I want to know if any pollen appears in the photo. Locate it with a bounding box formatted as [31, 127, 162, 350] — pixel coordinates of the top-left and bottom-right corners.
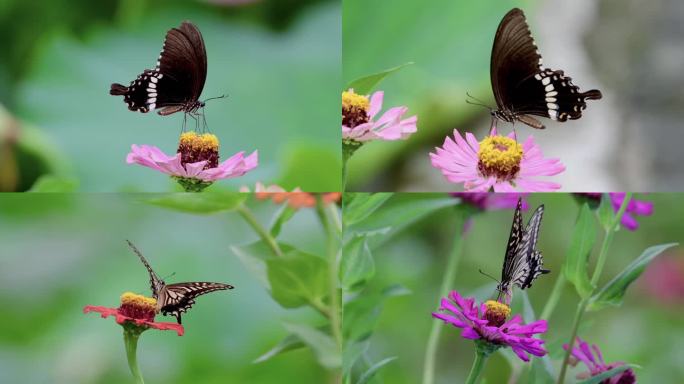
[177, 131, 219, 169]
[477, 135, 523, 181]
[342, 89, 370, 128]
[484, 300, 511, 327]
[119, 292, 157, 321]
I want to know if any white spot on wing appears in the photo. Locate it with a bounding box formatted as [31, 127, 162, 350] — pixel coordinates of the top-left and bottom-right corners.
[545, 84, 554, 92]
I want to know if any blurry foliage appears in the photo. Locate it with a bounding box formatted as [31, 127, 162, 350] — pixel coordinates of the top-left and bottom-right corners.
[0, 193, 335, 383]
[0, 0, 340, 191]
[341, 193, 683, 383]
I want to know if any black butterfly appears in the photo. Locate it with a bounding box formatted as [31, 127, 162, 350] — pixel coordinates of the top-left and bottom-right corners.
[496, 198, 550, 302]
[126, 240, 233, 324]
[110, 21, 207, 116]
[490, 8, 602, 129]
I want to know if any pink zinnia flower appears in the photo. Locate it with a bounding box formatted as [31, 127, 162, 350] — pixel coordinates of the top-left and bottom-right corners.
[127, 131, 258, 192]
[342, 89, 417, 142]
[564, 337, 636, 383]
[84, 292, 184, 336]
[430, 127, 565, 192]
[577, 193, 653, 231]
[432, 290, 547, 362]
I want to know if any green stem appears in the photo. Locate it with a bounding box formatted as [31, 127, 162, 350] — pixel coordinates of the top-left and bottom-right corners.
[590, 193, 632, 286]
[556, 299, 588, 384]
[540, 271, 566, 321]
[557, 193, 632, 383]
[464, 350, 488, 384]
[316, 198, 343, 352]
[422, 214, 467, 384]
[123, 328, 145, 384]
[236, 204, 283, 257]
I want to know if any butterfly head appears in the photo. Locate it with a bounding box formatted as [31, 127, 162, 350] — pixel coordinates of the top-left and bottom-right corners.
[491, 109, 515, 124]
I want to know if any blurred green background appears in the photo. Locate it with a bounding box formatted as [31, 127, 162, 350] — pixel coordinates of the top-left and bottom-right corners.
[0, 193, 333, 383]
[343, 0, 684, 192]
[356, 193, 683, 383]
[0, 0, 340, 192]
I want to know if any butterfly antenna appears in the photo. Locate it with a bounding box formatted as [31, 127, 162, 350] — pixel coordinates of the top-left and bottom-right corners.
[204, 94, 228, 103]
[465, 92, 493, 112]
[478, 269, 500, 284]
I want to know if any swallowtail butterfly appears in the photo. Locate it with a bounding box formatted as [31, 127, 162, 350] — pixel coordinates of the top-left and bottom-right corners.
[126, 240, 233, 324]
[496, 198, 550, 302]
[490, 8, 602, 129]
[110, 21, 207, 116]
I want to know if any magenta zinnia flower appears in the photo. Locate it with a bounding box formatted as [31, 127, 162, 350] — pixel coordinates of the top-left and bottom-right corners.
[452, 192, 528, 211]
[432, 290, 547, 362]
[84, 292, 184, 336]
[342, 89, 417, 142]
[127, 131, 258, 192]
[577, 193, 653, 231]
[430, 127, 565, 192]
[564, 337, 636, 383]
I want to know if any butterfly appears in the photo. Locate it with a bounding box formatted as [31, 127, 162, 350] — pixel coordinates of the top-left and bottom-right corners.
[110, 21, 207, 116]
[490, 8, 602, 129]
[126, 240, 233, 324]
[496, 198, 550, 303]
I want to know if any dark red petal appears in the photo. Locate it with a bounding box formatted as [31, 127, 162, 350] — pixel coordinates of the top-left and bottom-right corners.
[83, 305, 119, 318]
[144, 320, 185, 336]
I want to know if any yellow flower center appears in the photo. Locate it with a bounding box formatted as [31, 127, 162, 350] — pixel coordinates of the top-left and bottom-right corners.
[342, 89, 370, 128]
[119, 292, 158, 320]
[484, 300, 511, 327]
[477, 135, 523, 181]
[177, 131, 220, 169]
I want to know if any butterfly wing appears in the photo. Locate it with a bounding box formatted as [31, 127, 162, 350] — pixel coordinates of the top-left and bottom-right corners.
[491, 8, 602, 128]
[126, 240, 164, 298]
[512, 205, 550, 289]
[110, 21, 207, 115]
[159, 282, 234, 324]
[499, 198, 524, 293]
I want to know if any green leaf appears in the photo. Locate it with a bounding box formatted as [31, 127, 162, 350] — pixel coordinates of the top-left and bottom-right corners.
[563, 204, 597, 299]
[267, 249, 328, 308]
[343, 340, 369, 377]
[345, 62, 413, 94]
[253, 333, 305, 364]
[28, 175, 78, 192]
[269, 203, 297, 237]
[282, 323, 341, 369]
[596, 193, 615, 231]
[340, 235, 375, 290]
[346, 194, 457, 247]
[343, 285, 410, 341]
[589, 243, 678, 310]
[576, 364, 635, 384]
[355, 356, 397, 384]
[526, 358, 555, 384]
[342, 192, 392, 227]
[231, 241, 295, 288]
[144, 192, 247, 214]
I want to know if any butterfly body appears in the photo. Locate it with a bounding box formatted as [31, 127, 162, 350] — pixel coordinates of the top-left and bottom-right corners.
[490, 8, 602, 129]
[496, 198, 550, 303]
[126, 240, 232, 324]
[110, 21, 207, 117]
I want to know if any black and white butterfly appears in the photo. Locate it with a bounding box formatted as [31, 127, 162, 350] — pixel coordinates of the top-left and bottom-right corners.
[490, 8, 602, 129]
[496, 198, 550, 302]
[110, 21, 207, 116]
[126, 240, 233, 324]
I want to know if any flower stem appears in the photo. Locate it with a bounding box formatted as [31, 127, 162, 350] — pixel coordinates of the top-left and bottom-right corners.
[123, 327, 145, 384]
[464, 349, 488, 384]
[557, 193, 632, 384]
[316, 198, 343, 352]
[540, 271, 566, 321]
[422, 213, 467, 384]
[236, 204, 283, 257]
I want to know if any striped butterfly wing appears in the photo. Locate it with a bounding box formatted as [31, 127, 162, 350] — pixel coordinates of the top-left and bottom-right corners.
[511, 204, 550, 290]
[499, 198, 525, 294]
[126, 240, 164, 297]
[159, 282, 234, 324]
